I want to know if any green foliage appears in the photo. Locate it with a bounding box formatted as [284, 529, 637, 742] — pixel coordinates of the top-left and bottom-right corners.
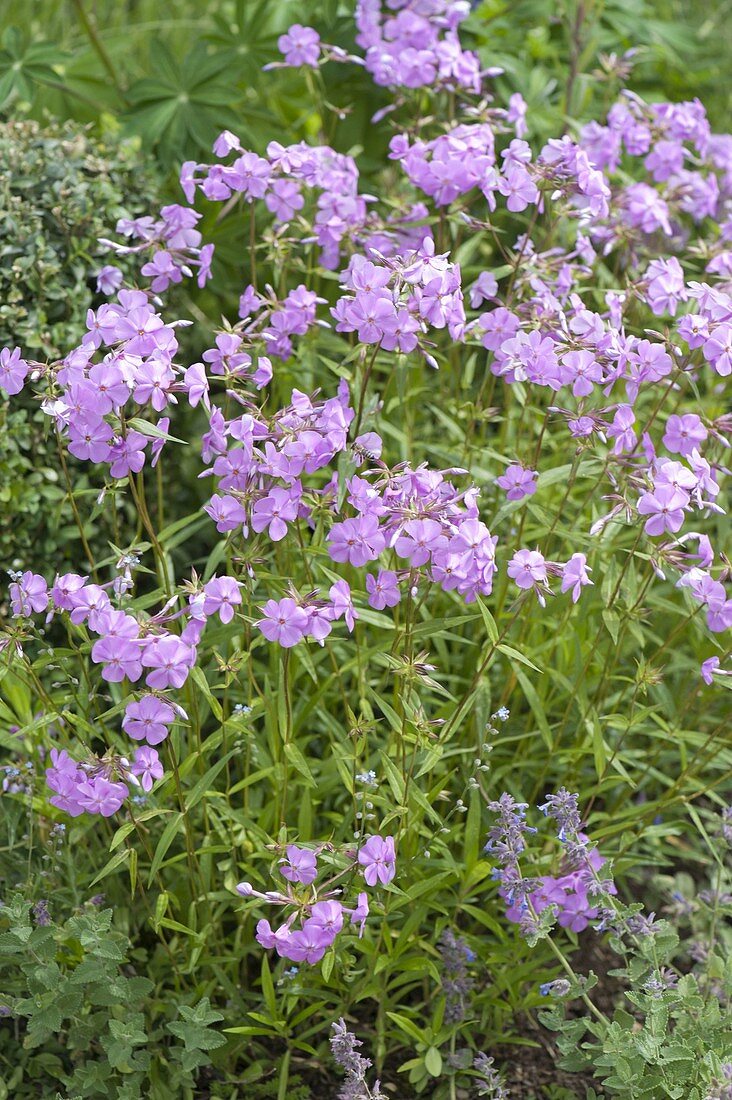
[0, 893, 246, 1098]
[542, 877, 732, 1098]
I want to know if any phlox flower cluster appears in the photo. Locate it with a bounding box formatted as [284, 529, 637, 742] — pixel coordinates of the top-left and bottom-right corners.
[1, 0, 730, 847]
[182, 138, 364, 271]
[355, 0, 483, 92]
[236, 836, 395, 965]
[333, 246, 465, 352]
[46, 745, 162, 817]
[7, 569, 248, 816]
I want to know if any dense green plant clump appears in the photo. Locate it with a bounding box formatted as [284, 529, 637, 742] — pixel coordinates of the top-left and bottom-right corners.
[0, 119, 157, 573]
[0, 3, 731, 1099]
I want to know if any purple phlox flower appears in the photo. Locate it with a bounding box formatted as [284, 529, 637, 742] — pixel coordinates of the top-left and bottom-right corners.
[204, 493, 247, 534]
[496, 464, 537, 502]
[560, 553, 593, 603]
[703, 322, 732, 376]
[9, 572, 49, 617]
[130, 747, 163, 792]
[141, 634, 196, 689]
[257, 597, 309, 648]
[255, 917, 297, 954]
[96, 265, 123, 295]
[203, 332, 250, 377]
[251, 486, 301, 542]
[607, 404, 637, 454]
[68, 584, 112, 626]
[122, 695, 175, 745]
[282, 919, 332, 964]
[68, 416, 114, 463]
[394, 518, 447, 567]
[469, 271, 498, 308]
[213, 130, 242, 157]
[149, 417, 170, 467]
[366, 569, 401, 610]
[328, 515, 386, 567]
[358, 835, 396, 887]
[183, 364, 210, 410]
[108, 430, 148, 479]
[645, 256, 686, 315]
[497, 162, 539, 212]
[507, 548, 549, 603]
[637, 484, 689, 536]
[280, 845, 318, 885]
[305, 602, 335, 645]
[329, 579, 358, 631]
[76, 777, 129, 817]
[309, 900, 344, 939]
[559, 349, 603, 396]
[141, 250, 183, 293]
[0, 347, 30, 395]
[90, 632, 143, 683]
[662, 413, 708, 457]
[507, 91, 528, 137]
[51, 573, 88, 611]
[202, 576, 242, 624]
[278, 24, 321, 67]
[265, 178, 305, 223]
[701, 656, 731, 684]
[347, 892, 369, 936]
[195, 243, 214, 288]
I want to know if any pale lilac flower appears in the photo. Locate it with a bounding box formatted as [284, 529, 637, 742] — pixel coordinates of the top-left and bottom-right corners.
[76, 778, 129, 817]
[496, 465, 537, 502]
[394, 519, 446, 566]
[257, 598, 309, 648]
[284, 919, 331, 964]
[561, 554, 593, 603]
[251, 487, 300, 542]
[329, 580, 358, 631]
[348, 892, 369, 936]
[123, 696, 175, 745]
[90, 635, 143, 683]
[469, 271, 498, 308]
[202, 576, 242, 624]
[309, 900, 344, 938]
[637, 485, 688, 536]
[358, 835, 396, 886]
[142, 635, 195, 689]
[131, 747, 163, 792]
[9, 572, 48, 617]
[0, 348, 29, 395]
[328, 515, 385, 567]
[96, 265, 123, 295]
[662, 414, 708, 457]
[278, 24, 320, 67]
[366, 570, 400, 610]
[507, 549, 548, 590]
[280, 845, 318, 885]
[701, 657, 719, 684]
[205, 494, 247, 533]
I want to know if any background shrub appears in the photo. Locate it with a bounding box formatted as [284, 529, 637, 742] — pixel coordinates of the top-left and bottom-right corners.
[0, 119, 157, 572]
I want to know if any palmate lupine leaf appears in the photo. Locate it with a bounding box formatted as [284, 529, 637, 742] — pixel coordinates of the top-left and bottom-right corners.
[124, 42, 242, 158]
[0, 26, 68, 108]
